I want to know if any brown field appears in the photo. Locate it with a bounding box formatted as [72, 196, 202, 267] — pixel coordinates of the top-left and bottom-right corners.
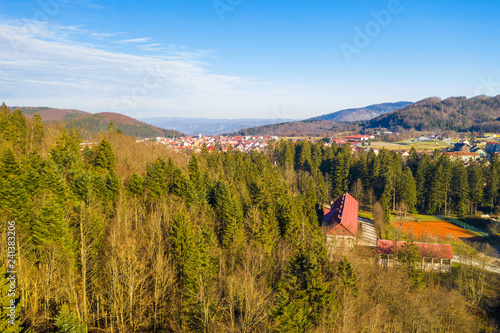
[391, 220, 476, 241]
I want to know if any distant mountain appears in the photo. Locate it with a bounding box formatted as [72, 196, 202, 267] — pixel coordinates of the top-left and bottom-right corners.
[139, 117, 293, 136]
[310, 101, 413, 122]
[366, 95, 500, 132]
[12, 107, 183, 138]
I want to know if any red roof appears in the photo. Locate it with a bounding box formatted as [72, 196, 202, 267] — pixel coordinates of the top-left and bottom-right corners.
[346, 135, 371, 140]
[323, 193, 358, 236]
[377, 239, 453, 259]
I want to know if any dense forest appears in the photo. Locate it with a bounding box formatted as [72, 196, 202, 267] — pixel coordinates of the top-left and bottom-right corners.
[367, 95, 500, 132]
[1, 104, 499, 332]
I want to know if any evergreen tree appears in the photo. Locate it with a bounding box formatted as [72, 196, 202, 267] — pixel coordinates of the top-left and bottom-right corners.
[31, 112, 45, 147]
[468, 162, 484, 215]
[145, 157, 171, 199]
[451, 161, 469, 217]
[331, 151, 349, 199]
[485, 163, 499, 213]
[93, 138, 116, 173]
[272, 245, 335, 332]
[400, 166, 417, 214]
[407, 147, 419, 174]
[54, 304, 87, 333]
[9, 110, 28, 153]
[415, 154, 431, 212]
[126, 173, 145, 197]
[337, 256, 358, 297]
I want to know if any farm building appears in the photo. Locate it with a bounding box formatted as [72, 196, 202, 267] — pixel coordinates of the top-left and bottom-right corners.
[377, 239, 453, 273]
[322, 193, 359, 252]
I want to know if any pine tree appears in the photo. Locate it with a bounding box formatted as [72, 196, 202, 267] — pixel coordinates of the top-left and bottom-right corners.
[126, 173, 145, 197]
[468, 162, 484, 215]
[331, 152, 349, 199]
[451, 161, 469, 217]
[31, 112, 45, 148]
[272, 245, 335, 332]
[8, 110, 28, 153]
[54, 304, 87, 333]
[0, 147, 20, 178]
[400, 167, 417, 214]
[415, 154, 431, 212]
[93, 138, 116, 173]
[337, 256, 358, 297]
[50, 128, 81, 170]
[145, 157, 171, 199]
[485, 163, 499, 213]
[407, 147, 419, 174]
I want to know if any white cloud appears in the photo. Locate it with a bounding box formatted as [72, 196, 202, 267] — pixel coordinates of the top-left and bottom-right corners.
[90, 32, 122, 39]
[115, 37, 150, 43]
[0, 20, 342, 119]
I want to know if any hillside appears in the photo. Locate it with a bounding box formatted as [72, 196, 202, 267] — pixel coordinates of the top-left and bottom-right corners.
[67, 112, 183, 138]
[310, 101, 413, 122]
[11, 106, 183, 137]
[366, 95, 500, 132]
[139, 117, 292, 136]
[12, 106, 90, 121]
[232, 102, 411, 136]
[233, 119, 360, 137]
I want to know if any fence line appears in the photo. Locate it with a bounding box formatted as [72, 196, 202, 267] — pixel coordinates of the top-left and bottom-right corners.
[436, 216, 489, 237]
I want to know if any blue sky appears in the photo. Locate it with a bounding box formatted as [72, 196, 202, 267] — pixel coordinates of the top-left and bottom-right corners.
[0, 0, 499, 119]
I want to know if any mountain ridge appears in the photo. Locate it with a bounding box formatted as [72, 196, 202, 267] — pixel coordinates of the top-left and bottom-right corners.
[310, 101, 413, 122]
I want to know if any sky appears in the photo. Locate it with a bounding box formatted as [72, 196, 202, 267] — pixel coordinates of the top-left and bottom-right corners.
[0, 0, 499, 119]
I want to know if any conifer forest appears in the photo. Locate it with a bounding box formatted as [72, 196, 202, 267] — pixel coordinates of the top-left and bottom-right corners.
[0, 105, 499, 332]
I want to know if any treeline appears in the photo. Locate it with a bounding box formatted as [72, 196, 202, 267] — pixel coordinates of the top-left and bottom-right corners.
[0, 104, 498, 332]
[367, 95, 500, 132]
[275, 140, 500, 219]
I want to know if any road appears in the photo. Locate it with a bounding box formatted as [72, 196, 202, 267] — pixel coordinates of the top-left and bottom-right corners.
[452, 255, 500, 274]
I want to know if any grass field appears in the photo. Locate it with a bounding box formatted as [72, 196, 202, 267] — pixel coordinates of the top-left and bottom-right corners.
[369, 141, 452, 151]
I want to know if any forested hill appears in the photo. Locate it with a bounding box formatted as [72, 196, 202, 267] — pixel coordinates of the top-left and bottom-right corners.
[10, 106, 183, 138]
[233, 119, 360, 137]
[232, 102, 411, 136]
[310, 101, 413, 122]
[366, 95, 500, 132]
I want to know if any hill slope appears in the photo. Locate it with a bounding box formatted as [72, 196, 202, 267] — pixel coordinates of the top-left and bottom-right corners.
[139, 117, 293, 136]
[67, 112, 183, 137]
[366, 95, 500, 132]
[310, 101, 413, 122]
[12, 106, 183, 137]
[231, 102, 411, 136]
[234, 120, 360, 137]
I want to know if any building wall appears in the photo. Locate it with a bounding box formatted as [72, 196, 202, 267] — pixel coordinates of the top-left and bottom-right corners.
[378, 254, 451, 273]
[326, 234, 356, 254]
